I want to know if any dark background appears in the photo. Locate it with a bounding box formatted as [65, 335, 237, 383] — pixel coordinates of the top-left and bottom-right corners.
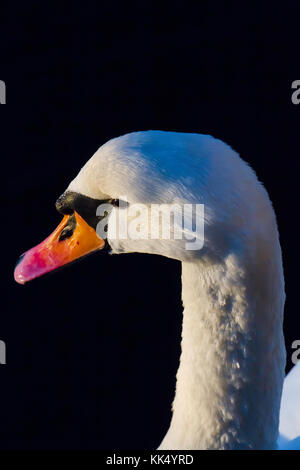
[0, 1, 299, 450]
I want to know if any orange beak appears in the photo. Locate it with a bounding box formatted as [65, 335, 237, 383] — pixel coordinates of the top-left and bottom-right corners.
[14, 211, 106, 284]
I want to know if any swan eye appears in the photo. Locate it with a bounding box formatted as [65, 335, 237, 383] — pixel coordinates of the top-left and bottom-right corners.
[110, 198, 129, 208]
[110, 199, 119, 207]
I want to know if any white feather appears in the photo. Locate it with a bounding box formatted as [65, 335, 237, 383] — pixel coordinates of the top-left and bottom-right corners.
[65, 130, 296, 449]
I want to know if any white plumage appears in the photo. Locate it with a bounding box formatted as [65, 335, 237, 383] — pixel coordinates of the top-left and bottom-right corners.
[64, 130, 299, 449]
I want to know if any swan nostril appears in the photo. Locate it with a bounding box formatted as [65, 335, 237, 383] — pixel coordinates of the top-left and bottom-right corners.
[59, 227, 74, 241]
[58, 213, 77, 241]
[15, 253, 25, 268]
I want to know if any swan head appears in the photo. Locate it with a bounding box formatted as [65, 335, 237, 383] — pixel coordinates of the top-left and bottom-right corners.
[14, 130, 272, 284]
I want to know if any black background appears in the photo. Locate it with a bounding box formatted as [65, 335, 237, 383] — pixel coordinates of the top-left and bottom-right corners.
[0, 1, 299, 450]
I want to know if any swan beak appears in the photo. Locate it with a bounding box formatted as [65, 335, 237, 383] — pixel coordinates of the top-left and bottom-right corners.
[14, 211, 105, 284]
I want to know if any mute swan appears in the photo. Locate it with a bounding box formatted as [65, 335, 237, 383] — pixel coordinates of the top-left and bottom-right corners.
[14, 131, 300, 450]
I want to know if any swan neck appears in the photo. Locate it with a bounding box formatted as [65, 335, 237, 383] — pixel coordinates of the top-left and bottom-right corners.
[159, 256, 285, 450]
